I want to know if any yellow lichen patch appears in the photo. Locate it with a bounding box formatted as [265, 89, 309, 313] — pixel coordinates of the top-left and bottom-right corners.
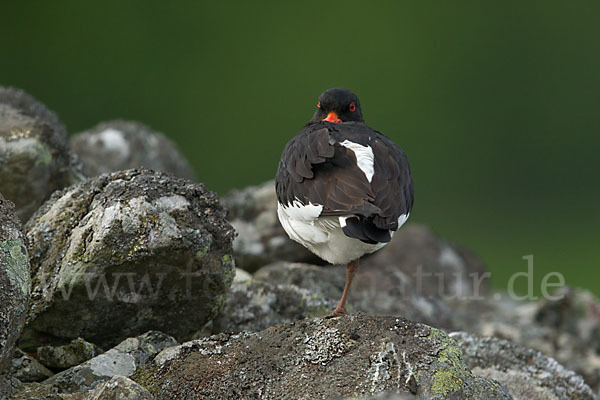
[431, 369, 464, 395]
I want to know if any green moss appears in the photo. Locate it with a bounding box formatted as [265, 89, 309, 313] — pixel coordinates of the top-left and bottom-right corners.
[71, 240, 87, 262]
[195, 245, 210, 260]
[221, 254, 232, 266]
[131, 364, 164, 395]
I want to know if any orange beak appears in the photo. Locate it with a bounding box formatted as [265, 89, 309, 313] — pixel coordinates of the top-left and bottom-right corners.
[322, 112, 342, 123]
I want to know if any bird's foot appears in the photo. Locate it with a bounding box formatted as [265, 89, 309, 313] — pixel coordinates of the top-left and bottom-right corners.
[327, 307, 347, 318]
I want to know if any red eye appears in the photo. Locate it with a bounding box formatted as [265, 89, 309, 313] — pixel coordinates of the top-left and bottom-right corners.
[349, 102, 356, 112]
[317, 101, 321, 108]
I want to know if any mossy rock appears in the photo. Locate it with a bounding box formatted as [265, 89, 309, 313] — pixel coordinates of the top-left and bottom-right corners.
[131, 314, 512, 399]
[22, 169, 234, 350]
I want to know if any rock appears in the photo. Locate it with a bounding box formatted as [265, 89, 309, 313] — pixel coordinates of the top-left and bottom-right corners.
[360, 223, 489, 300]
[132, 314, 511, 399]
[0, 374, 23, 400]
[37, 338, 102, 370]
[232, 268, 252, 284]
[254, 262, 345, 301]
[451, 331, 595, 400]
[253, 246, 489, 332]
[0, 193, 31, 373]
[347, 393, 415, 400]
[40, 331, 176, 394]
[225, 179, 491, 328]
[22, 169, 235, 350]
[10, 381, 88, 400]
[207, 279, 335, 334]
[472, 286, 600, 395]
[222, 180, 321, 272]
[85, 376, 153, 400]
[0, 86, 81, 222]
[70, 120, 196, 181]
[10, 349, 53, 383]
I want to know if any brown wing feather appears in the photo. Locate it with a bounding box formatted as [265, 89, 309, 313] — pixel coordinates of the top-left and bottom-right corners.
[276, 122, 413, 230]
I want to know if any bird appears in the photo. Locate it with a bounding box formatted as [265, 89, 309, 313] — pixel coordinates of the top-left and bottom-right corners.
[275, 88, 414, 316]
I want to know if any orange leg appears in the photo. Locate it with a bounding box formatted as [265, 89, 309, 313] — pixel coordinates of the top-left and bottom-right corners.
[330, 258, 359, 317]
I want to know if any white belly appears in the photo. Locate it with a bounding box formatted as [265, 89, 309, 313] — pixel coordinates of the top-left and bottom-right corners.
[277, 202, 387, 265]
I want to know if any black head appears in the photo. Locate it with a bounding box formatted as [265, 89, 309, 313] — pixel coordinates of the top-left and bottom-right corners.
[309, 88, 364, 124]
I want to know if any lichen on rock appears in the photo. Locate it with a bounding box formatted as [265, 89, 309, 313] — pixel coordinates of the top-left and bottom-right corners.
[70, 120, 196, 181]
[37, 331, 177, 394]
[22, 169, 235, 350]
[0, 193, 31, 373]
[131, 314, 512, 399]
[223, 180, 322, 271]
[0, 86, 82, 222]
[36, 337, 102, 370]
[451, 331, 595, 399]
[204, 279, 334, 335]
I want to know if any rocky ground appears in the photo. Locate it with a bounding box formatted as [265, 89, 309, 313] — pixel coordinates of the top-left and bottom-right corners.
[0, 86, 598, 399]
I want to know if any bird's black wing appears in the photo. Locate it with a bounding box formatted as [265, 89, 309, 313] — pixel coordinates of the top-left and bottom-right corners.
[276, 123, 378, 215]
[276, 122, 413, 244]
[367, 131, 414, 229]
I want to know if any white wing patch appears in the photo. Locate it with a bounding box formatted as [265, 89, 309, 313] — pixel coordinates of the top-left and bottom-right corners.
[277, 201, 328, 245]
[280, 199, 323, 222]
[397, 213, 409, 229]
[340, 140, 375, 182]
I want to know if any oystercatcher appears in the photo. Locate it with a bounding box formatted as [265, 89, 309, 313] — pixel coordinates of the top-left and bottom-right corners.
[276, 88, 414, 316]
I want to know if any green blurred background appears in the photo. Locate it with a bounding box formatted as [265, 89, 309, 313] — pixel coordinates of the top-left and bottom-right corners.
[1, 1, 598, 296]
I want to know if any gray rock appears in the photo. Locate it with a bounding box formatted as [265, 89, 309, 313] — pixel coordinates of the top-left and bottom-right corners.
[0, 86, 81, 222]
[70, 120, 196, 181]
[0, 374, 22, 400]
[85, 376, 153, 400]
[471, 287, 600, 395]
[232, 267, 252, 283]
[360, 223, 489, 300]
[10, 348, 53, 383]
[254, 262, 345, 301]
[37, 338, 102, 370]
[22, 169, 235, 350]
[346, 393, 415, 400]
[223, 180, 321, 272]
[41, 331, 176, 394]
[207, 279, 335, 334]
[451, 331, 594, 400]
[225, 179, 491, 328]
[253, 231, 491, 331]
[132, 314, 511, 399]
[0, 193, 31, 372]
[11, 381, 87, 400]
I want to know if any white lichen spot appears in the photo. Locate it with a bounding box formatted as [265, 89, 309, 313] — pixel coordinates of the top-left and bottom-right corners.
[412, 296, 435, 318]
[402, 351, 415, 386]
[369, 341, 403, 393]
[438, 246, 463, 269]
[302, 327, 347, 365]
[101, 203, 123, 232]
[154, 338, 224, 366]
[95, 128, 130, 160]
[154, 195, 190, 211]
